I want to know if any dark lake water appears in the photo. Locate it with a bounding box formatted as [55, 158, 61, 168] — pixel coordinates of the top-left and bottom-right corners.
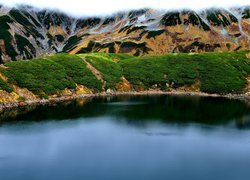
[0, 95, 250, 180]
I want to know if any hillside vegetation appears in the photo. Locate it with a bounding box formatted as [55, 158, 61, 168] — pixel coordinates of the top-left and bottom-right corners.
[0, 54, 102, 97]
[0, 51, 249, 98]
[121, 51, 250, 93]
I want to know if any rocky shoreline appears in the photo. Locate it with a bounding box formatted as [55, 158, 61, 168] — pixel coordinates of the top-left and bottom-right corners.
[1, 90, 250, 113]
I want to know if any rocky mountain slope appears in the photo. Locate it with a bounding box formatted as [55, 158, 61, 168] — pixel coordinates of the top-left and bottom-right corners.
[0, 5, 249, 63]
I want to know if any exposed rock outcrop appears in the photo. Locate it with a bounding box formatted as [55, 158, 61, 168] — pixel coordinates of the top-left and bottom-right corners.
[0, 5, 249, 62]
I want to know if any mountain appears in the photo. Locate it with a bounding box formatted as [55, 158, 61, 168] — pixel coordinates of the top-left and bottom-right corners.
[0, 5, 249, 63]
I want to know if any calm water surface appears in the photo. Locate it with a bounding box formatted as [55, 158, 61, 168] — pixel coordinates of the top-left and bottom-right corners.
[0, 95, 250, 180]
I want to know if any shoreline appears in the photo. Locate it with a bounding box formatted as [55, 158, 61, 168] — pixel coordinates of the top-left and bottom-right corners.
[0, 90, 250, 113]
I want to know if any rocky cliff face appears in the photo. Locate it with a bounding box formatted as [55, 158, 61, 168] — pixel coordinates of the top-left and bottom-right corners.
[0, 5, 249, 63]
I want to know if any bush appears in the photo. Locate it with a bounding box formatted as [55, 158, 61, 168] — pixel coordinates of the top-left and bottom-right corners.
[196, 52, 250, 93]
[1, 51, 249, 95]
[48, 53, 102, 91]
[84, 54, 123, 89]
[0, 77, 13, 93]
[120, 51, 250, 93]
[3, 58, 76, 95]
[120, 54, 198, 88]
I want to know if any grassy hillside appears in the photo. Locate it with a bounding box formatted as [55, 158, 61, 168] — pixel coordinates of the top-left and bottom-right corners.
[0, 54, 102, 97]
[0, 51, 249, 98]
[83, 53, 124, 89]
[121, 51, 250, 93]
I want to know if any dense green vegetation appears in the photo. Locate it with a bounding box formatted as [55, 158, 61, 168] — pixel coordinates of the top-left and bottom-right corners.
[1, 54, 102, 97]
[83, 54, 123, 89]
[195, 51, 250, 93]
[0, 78, 13, 93]
[47, 54, 102, 91]
[86, 53, 133, 61]
[0, 51, 249, 96]
[120, 51, 250, 93]
[120, 54, 199, 89]
[2, 58, 75, 96]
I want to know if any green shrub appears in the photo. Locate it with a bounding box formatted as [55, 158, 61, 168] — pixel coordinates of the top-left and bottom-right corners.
[1, 51, 249, 95]
[84, 54, 123, 89]
[120, 54, 199, 88]
[3, 58, 76, 95]
[195, 52, 250, 93]
[2, 53, 103, 96]
[120, 51, 250, 93]
[48, 53, 102, 91]
[0, 77, 13, 93]
[87, 53, 133, 61]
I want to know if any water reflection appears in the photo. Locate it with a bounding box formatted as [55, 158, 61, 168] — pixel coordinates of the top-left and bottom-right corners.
[0, 95, 250, 180]
[1, 95, 250, 129]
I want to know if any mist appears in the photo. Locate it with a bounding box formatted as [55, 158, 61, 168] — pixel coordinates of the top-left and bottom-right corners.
[0, 0, 249, 17]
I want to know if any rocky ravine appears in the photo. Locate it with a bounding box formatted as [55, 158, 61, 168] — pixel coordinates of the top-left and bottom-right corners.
[0, 5, 250, 63]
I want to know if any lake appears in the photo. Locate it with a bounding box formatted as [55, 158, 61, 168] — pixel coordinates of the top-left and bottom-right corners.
[0, 95, 250, 180]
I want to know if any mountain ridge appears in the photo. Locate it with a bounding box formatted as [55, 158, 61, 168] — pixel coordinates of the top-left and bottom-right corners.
[0, 5, 249, 63]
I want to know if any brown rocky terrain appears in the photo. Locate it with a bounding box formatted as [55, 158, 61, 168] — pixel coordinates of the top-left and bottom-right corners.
[0, 5, 249, 63]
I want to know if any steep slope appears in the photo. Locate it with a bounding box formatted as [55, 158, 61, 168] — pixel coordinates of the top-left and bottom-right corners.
[0, 5, 249, 63]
